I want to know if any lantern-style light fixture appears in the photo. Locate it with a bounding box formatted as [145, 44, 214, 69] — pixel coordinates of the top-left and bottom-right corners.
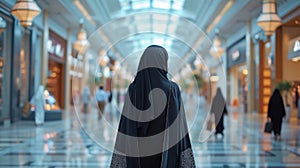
[73, 20, 90, 54]
[210, 29, 224, 59]
[193, 57, 202, 70]
[257, 0, 282, 36]
[11, 0, 41, 28]
[99, 55, 109, 67]
[0, 17, 6, 34]
[210, 36, 224, 59]
[210, 73, 219, 82]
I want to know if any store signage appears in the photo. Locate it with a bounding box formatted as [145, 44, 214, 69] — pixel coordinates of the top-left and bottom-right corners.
[47, 40, 64, 57]
[232, 50, 240, 61]
[288, 37, 300, 61]
[227, 37, 246, 69]
[293, 40, 300, 52]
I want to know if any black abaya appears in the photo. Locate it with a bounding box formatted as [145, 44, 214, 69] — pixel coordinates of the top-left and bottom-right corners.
[210, 88, 227, 135]
[267, 89, 286, 136]
[110, 45, 195, 168]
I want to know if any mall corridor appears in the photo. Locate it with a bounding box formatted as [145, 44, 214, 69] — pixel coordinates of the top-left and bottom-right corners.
[1, 0, 300, 167]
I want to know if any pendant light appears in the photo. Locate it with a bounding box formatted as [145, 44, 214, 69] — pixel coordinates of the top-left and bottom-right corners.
[73, 19, 90, 54]
[257, 0, 282, 36]
[210, 29, 224, 59]
[11, 0, 41, 28]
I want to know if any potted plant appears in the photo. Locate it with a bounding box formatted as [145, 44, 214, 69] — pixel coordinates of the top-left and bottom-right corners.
[277, 81, 293, 121]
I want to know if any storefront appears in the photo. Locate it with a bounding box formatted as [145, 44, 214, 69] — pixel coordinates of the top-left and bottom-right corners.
[0, 6, 13, 124]
[227, 37, 247, 112]
[275, 7, 300, 113]
[46, 30, 66, 110]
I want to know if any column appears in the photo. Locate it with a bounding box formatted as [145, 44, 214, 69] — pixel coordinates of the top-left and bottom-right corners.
[41, 10, 49, 86]
[246, 21, 255, 113]
[64, 28, 72, 112]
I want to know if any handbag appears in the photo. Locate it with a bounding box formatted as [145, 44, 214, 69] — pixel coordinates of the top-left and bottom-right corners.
[264, 121, 273, 133]
[22, 101, 31, 117]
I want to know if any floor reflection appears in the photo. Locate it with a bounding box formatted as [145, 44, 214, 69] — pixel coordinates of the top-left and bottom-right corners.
[0, 95, 300, 167]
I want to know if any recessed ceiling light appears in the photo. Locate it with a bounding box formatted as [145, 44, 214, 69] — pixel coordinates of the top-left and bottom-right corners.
[295, 20, 300, 25]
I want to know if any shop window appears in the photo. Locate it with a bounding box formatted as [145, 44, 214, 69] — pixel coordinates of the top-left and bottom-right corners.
[0, 15, 12, 120]
[19, 31, 30, 108]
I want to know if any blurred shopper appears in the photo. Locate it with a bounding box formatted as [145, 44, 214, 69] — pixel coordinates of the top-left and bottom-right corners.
[82, 86, 91, 114]
[268, 88, 286, 141]
[108, 91, 113, 103]
[31, 85, 45, 126]
[95, 85, 108, 119]
[111, 45, 195, 168]
[211, 88, 227, 137]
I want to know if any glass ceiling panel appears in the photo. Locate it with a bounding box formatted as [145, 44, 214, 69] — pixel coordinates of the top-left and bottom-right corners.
[119, 0, 186, 11]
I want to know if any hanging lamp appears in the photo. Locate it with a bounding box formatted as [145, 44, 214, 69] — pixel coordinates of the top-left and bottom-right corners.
[11, 0, 41, 28]
[257, 0, 282, 36]
[73, 20, 90, 54]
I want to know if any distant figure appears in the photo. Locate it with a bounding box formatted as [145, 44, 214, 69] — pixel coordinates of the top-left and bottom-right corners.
[31, 85, 45, 126]
[295, 87, 299, 108]
[211, 88, 227, 137]
[108, 91, 113, 103]
[82, 86, 91, 113]
[95, 86, 108, 119]
[111, 45, 195, 167]
[268, 88, 286, 141]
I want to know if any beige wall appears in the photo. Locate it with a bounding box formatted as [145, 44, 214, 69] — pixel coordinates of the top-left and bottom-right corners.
[282, 27, 300, 81]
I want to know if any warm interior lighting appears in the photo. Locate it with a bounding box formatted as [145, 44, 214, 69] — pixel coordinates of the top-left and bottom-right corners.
[11, 0, 41, 28]
[257, 0, 282, 36]
[242, 69, 248, 75]
[210, 74, 219, 82]
[291, 57, 300, 62]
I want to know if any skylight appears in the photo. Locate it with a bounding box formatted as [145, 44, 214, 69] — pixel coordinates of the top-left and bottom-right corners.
[119, 0, 185, 11]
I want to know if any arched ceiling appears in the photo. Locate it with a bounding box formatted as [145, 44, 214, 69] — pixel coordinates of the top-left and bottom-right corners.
[17, 0, 296, 69]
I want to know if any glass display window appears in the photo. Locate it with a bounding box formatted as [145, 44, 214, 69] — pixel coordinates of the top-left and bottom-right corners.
[0, 14, 12, 120]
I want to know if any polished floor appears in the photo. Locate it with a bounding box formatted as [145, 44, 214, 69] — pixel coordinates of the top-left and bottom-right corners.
[1, 99, 300, 168]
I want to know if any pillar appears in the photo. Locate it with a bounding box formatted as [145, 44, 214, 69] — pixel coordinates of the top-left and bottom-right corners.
[246, 21, 255, 113]
[64, 28, 72, 112]
[41, 10, 49, 86]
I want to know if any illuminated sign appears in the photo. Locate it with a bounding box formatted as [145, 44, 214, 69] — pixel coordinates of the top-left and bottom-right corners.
[293, 40, 300, 52]
[288, 37, 300, 62]
[232, 50, 240, 61]
[47, 40, 64, 57]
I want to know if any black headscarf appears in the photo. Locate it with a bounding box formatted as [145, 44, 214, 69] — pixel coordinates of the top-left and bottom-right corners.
[268, 88, 285, 118]
[111, 45, 195, 168]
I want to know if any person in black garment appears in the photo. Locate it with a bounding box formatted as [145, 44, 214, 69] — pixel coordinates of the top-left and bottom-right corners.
[210, 88, 227, 137]
[268, 88, 286, 141]
[110, 45, 195, 168]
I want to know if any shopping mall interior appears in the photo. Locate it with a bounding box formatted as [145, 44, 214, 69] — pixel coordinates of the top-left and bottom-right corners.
[0, 0, 300, 167]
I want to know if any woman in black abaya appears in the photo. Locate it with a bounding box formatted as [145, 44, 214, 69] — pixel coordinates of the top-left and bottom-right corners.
[268, 88, 286, 141]
[210, 88, 227, 136]
[110, 45, 195, 168]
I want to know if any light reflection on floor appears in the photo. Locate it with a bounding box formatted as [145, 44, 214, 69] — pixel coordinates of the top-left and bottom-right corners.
[0, 96, 300, 167]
